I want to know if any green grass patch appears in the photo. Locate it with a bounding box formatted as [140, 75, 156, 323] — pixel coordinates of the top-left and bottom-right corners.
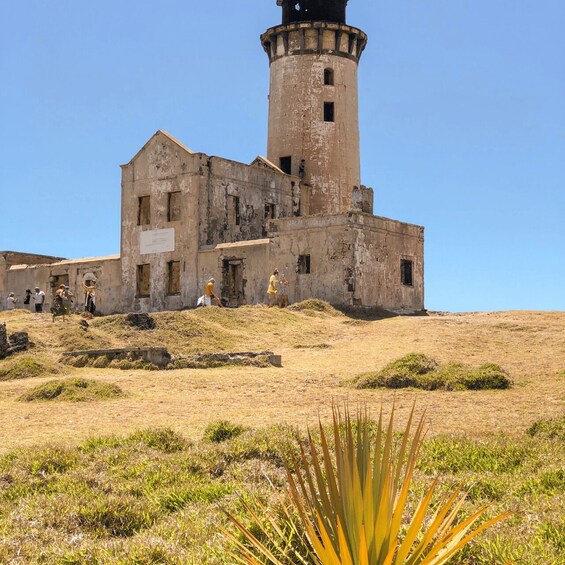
[354, 353, 511, 390]
[526, 416, 565, 441]
[203, 421, 246, 443]
[18, 378, 124, 402]
[0, 356, 59, 381]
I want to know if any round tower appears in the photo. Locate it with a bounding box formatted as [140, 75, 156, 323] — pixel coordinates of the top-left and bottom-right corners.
[261, 0, 367, 215]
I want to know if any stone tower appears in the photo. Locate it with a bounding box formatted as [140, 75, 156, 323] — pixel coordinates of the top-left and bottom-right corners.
[261, 0, 367, 215]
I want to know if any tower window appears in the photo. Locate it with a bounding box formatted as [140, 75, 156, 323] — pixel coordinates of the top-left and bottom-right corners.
[167, 191, 181, 222]
[136, 264, 151, 297]
[228, 195, 240, 226]
[324, 102, 335, 122]
[138, 196, 150, 226]
[297, 254, 311, 274]
[279, 156, 292, 175]
[401, 259, 413, 287]
[324, 68, 334, 85]
[167, 261, 180, 295]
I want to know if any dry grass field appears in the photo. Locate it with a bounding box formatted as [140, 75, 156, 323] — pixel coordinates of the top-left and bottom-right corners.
[1, 305, 564, 452]
[0, 304, 564, 563]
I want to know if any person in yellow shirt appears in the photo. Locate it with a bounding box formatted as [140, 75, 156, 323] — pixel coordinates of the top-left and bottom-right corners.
[267, 269, 279, 307]
[203, 278, 222, 307]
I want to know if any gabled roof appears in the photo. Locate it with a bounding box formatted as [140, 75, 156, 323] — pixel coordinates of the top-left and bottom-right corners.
[123, 130, 193, 166]
[250, 155, 285, 174]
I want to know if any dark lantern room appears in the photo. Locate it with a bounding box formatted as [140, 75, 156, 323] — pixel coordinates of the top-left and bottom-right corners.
[277, 0, 348, 25]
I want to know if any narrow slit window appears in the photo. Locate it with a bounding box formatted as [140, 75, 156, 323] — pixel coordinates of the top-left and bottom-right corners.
[297, 254, 311, 274]
[279, 156, 292, 175]
[167, 191, 181, 222]
[228, 195, 240, 226]
[136, 264, 151, 297]
[138, 196, 151, 226]
[401, 259, 413, 286]
[167, 261, 180, 295]
[324, 68, 334, 85]
[324, 102, 334, 122]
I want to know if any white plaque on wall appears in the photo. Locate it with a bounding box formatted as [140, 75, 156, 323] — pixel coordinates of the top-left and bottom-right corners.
[140, 228, 175, 255]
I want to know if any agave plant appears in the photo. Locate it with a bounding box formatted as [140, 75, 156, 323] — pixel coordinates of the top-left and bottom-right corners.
[224, 405, 509, 564]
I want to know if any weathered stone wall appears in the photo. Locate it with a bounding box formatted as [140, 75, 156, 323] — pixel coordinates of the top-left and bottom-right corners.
[263, 22, 367, 215]
[2, 256, 122, 314]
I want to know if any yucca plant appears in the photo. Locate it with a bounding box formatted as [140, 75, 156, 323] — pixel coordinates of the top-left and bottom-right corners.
[223, 405, 509, 564]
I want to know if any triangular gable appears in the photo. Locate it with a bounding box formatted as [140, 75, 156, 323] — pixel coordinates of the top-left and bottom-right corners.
[250, 155, 285, 174]
[124, 130, 193, 165]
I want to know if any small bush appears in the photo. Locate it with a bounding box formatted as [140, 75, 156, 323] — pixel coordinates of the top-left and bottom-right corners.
[204, 421, 246, 443]
[354, 353, 438, 389]
[526, 416, 565, 441]
[18, 378, 124, 402]
[354, 354, 511, 391]
[0, 356, 59, 381]
[127, 428, 189, 453]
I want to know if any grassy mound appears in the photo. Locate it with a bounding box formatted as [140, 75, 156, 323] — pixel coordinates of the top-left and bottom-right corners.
[288, 299, 341, 315]
[203, 420, 246, 443]
[0, 356, 59, 381]
[18, 378, 124, 402]
[354, 354, 511, 391]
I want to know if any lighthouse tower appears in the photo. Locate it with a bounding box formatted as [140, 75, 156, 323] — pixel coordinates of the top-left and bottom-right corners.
[261, 0, 367, 215]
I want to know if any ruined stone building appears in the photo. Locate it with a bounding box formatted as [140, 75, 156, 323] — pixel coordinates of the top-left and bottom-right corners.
[1, 0, 424, 314]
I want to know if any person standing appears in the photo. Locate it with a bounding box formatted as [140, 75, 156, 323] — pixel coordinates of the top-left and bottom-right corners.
[33, 287, 45, 313]
[6, 293, 18, 310]
[267, 269, 279, 307]
[82, 281, 96, 317]
[23, 289, 32, 307]
[203, 278, 222, 307]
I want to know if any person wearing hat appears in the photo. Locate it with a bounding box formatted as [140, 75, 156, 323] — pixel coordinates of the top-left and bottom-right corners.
[6, 292, 18, 310]
[33, 287, 45, 313]
[52, 284, 67, 320]
[267, 269, 279, 307]
[203, 278, 222, 307]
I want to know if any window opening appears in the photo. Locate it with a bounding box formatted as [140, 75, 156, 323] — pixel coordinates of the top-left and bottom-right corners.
[136, 264, 151, 297]
[279, 156, 292, 175]
[324, 68, 334, 85]
[401, 259, 413, 287]
[167, 261, 180, 295]
[297, 254, 311, 274]
[228, 195, 240, 226]
[324, 102, 335, 122]
[167, 191, 181, 222]
[264, 203, 275, 220]
[138, 196, 151, 226]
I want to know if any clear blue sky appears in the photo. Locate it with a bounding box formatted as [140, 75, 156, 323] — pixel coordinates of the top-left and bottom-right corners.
[1, 1, 563, 312]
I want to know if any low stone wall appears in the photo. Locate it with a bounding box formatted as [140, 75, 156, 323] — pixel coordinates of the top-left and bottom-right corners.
[62, 347, 171, 368]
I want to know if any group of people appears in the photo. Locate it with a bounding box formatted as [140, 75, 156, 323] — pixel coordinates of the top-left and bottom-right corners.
[4, 283, 96, 320]
[198, 269, 290, 308]
[6, 287, 46, 312]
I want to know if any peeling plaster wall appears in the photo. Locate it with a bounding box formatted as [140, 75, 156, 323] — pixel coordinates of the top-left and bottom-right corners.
[120, 132, 201, 312]
[2, 257, 121, 314]
[199, 156, 296, 246]
[263, 23, 367, 215]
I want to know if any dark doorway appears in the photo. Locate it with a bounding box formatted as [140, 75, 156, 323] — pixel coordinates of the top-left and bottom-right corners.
[222, 259, 245, 307]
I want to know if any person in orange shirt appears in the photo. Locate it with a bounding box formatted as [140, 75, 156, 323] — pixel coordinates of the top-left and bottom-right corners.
[203, 278, 222, 307]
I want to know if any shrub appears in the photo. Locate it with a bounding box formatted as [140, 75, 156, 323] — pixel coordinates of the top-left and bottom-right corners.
[203, 421, 246, 443]
[354, 353, 438, 389]
[127, 428, 189, 453]
[526, 416, 565, 441]
[354, 355, 511, 391]
[0, 356, 59, 381]
[224, 406, 509, 564]
[18, 378, 124, 402]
